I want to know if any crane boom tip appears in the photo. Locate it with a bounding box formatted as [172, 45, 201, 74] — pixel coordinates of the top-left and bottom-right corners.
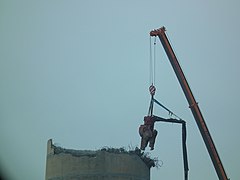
[150, 26, 166, 36]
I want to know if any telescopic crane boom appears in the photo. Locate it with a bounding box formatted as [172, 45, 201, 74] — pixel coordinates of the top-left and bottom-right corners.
[150, 26, 229, 180]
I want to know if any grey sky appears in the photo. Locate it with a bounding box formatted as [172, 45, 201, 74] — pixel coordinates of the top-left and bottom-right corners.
[0, 0, 239, 179]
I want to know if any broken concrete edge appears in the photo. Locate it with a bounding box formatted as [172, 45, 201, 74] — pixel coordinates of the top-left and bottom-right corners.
[46, 139, 158, 169]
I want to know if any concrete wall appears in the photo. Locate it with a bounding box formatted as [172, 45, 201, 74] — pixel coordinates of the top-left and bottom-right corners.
[45, 139, 151, 180]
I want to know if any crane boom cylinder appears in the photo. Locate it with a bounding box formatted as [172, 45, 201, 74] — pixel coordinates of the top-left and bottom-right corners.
[150, 27, 228, 180]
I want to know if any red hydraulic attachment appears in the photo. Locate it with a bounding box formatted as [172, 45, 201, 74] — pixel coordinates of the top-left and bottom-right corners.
[150, 27, 229, 180]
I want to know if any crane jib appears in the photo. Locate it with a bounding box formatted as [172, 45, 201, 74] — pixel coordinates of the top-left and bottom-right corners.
[150, 26, 229, 180]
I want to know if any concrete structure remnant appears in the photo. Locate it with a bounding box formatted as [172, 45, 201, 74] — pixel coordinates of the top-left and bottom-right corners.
[45, 139, 155, 180]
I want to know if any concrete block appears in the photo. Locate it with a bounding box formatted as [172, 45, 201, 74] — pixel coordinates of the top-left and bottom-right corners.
[45, 139, 151, 180]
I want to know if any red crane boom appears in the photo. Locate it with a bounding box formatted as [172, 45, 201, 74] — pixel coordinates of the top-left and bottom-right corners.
[150, 26, 229, 180]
